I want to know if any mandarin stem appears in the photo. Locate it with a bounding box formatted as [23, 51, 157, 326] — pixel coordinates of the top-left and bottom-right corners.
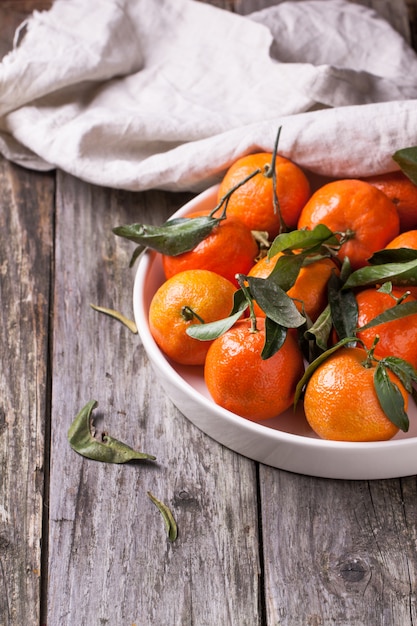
[235, 274, 258, 333]
[181, 306, 205, 324]
[266, 126, 287, 234]
[210, 168, 262, 219]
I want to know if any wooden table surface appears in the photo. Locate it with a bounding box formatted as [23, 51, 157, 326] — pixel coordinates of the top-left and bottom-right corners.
[1, 1, 417, 625]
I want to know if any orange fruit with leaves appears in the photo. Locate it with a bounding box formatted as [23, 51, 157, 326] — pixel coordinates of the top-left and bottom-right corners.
[384, 230, 417, 297]
[363, 171, 417, 232]
[149, 269, 236, 365]
[248, 253, 338, 322]
[162, 210, 258, 287]
[355, 287, 417, 369]
[297, 179, 400, 270]
[303, 346, 408, 441]
[217, 152, 311, 239]
[204, 317, 305, 421]
[386, 230, 417, 251]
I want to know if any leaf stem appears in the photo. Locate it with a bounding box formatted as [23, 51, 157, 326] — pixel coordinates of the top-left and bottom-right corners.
[236, 274, 258, 332]
[264, 126, 287, 233]
[210, 168, 262, 219]
[361, 335, 380, 368]
[181, 306, 205, 324]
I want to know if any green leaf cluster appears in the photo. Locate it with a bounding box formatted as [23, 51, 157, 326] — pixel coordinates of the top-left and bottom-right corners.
[295, 243, 417, 431]
[110, 141, 417, 438]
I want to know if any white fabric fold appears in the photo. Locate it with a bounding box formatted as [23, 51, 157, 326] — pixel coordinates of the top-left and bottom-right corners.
[0, 0, 417, 191]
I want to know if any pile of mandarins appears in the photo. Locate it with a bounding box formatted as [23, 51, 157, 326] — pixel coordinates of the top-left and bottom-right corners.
[121, 149, 417, 443]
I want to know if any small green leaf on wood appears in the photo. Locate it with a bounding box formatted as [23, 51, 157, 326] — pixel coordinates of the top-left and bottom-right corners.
[90, 303, 138, 334]
[147, 491, 178, 542]
[68, 400, 156, 463]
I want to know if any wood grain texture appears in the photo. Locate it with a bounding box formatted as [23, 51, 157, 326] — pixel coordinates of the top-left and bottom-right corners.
[0, 159, 54, 626]
[260, 470, 417, 625]
[47, 173, 261, 625]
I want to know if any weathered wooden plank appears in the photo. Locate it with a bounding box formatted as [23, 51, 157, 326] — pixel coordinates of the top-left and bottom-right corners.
[47, 173, 262, 625]
[260, 469, 417, 625]
[0, 159, 54, 626]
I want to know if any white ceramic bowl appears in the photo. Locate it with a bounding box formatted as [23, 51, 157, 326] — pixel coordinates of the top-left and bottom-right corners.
[133, 185, 417, 480]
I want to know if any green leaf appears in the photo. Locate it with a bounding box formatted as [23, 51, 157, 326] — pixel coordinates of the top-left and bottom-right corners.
[269, 224, 339, 257]
[246, 276, 306, 328]
[377, 282, 393, 294]
[294, 338, 358, 407]
[304, 304, 333, 352]
[392, 147, 417, 185]
[113, 215, 221, 256]
[381, 356, 417, 393]
[327, 272, 358, 341]
[147, 491, 178, 542]
[129, 244, 146, 268]
[230, 287, 249, 316]
[186, 289, 247, 340]
[68, 400, 156, 463]
[268, 253, 305, 292]
[186, 307, 245, 341]
[261, 318, 287, 360]
[374, 364, 409, 432]
[369, 248, 417, 265]
[339, 256, 353, 282]
[343, 258, 417, 290]
[357, 300, 417, 331]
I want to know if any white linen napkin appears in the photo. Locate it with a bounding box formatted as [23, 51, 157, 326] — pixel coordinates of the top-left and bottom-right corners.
[1, 0, 417, 192]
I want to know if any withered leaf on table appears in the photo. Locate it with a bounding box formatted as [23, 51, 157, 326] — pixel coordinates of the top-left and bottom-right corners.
[90, 303, 138, 334]
[68, 400, 156, 464]
[147, 491, 178, 542]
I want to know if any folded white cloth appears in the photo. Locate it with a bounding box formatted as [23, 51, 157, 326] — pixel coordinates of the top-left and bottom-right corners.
[1, 0, 417, 191]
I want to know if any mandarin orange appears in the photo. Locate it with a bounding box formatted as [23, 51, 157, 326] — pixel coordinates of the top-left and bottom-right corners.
[204, 317, 305, 421]
[248, 253, 338, 321]
[363, 171, 417, 232]
[217, 152, 311, 239]
[297, 179, 400, 270]
[385, 230, 417, 297]
[303, 347, 407, 442]
[386, 230, 417, 250]
[161, 210, 258, 287]
[355, 287, 417, 369]
[149, 269, 236, 365]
